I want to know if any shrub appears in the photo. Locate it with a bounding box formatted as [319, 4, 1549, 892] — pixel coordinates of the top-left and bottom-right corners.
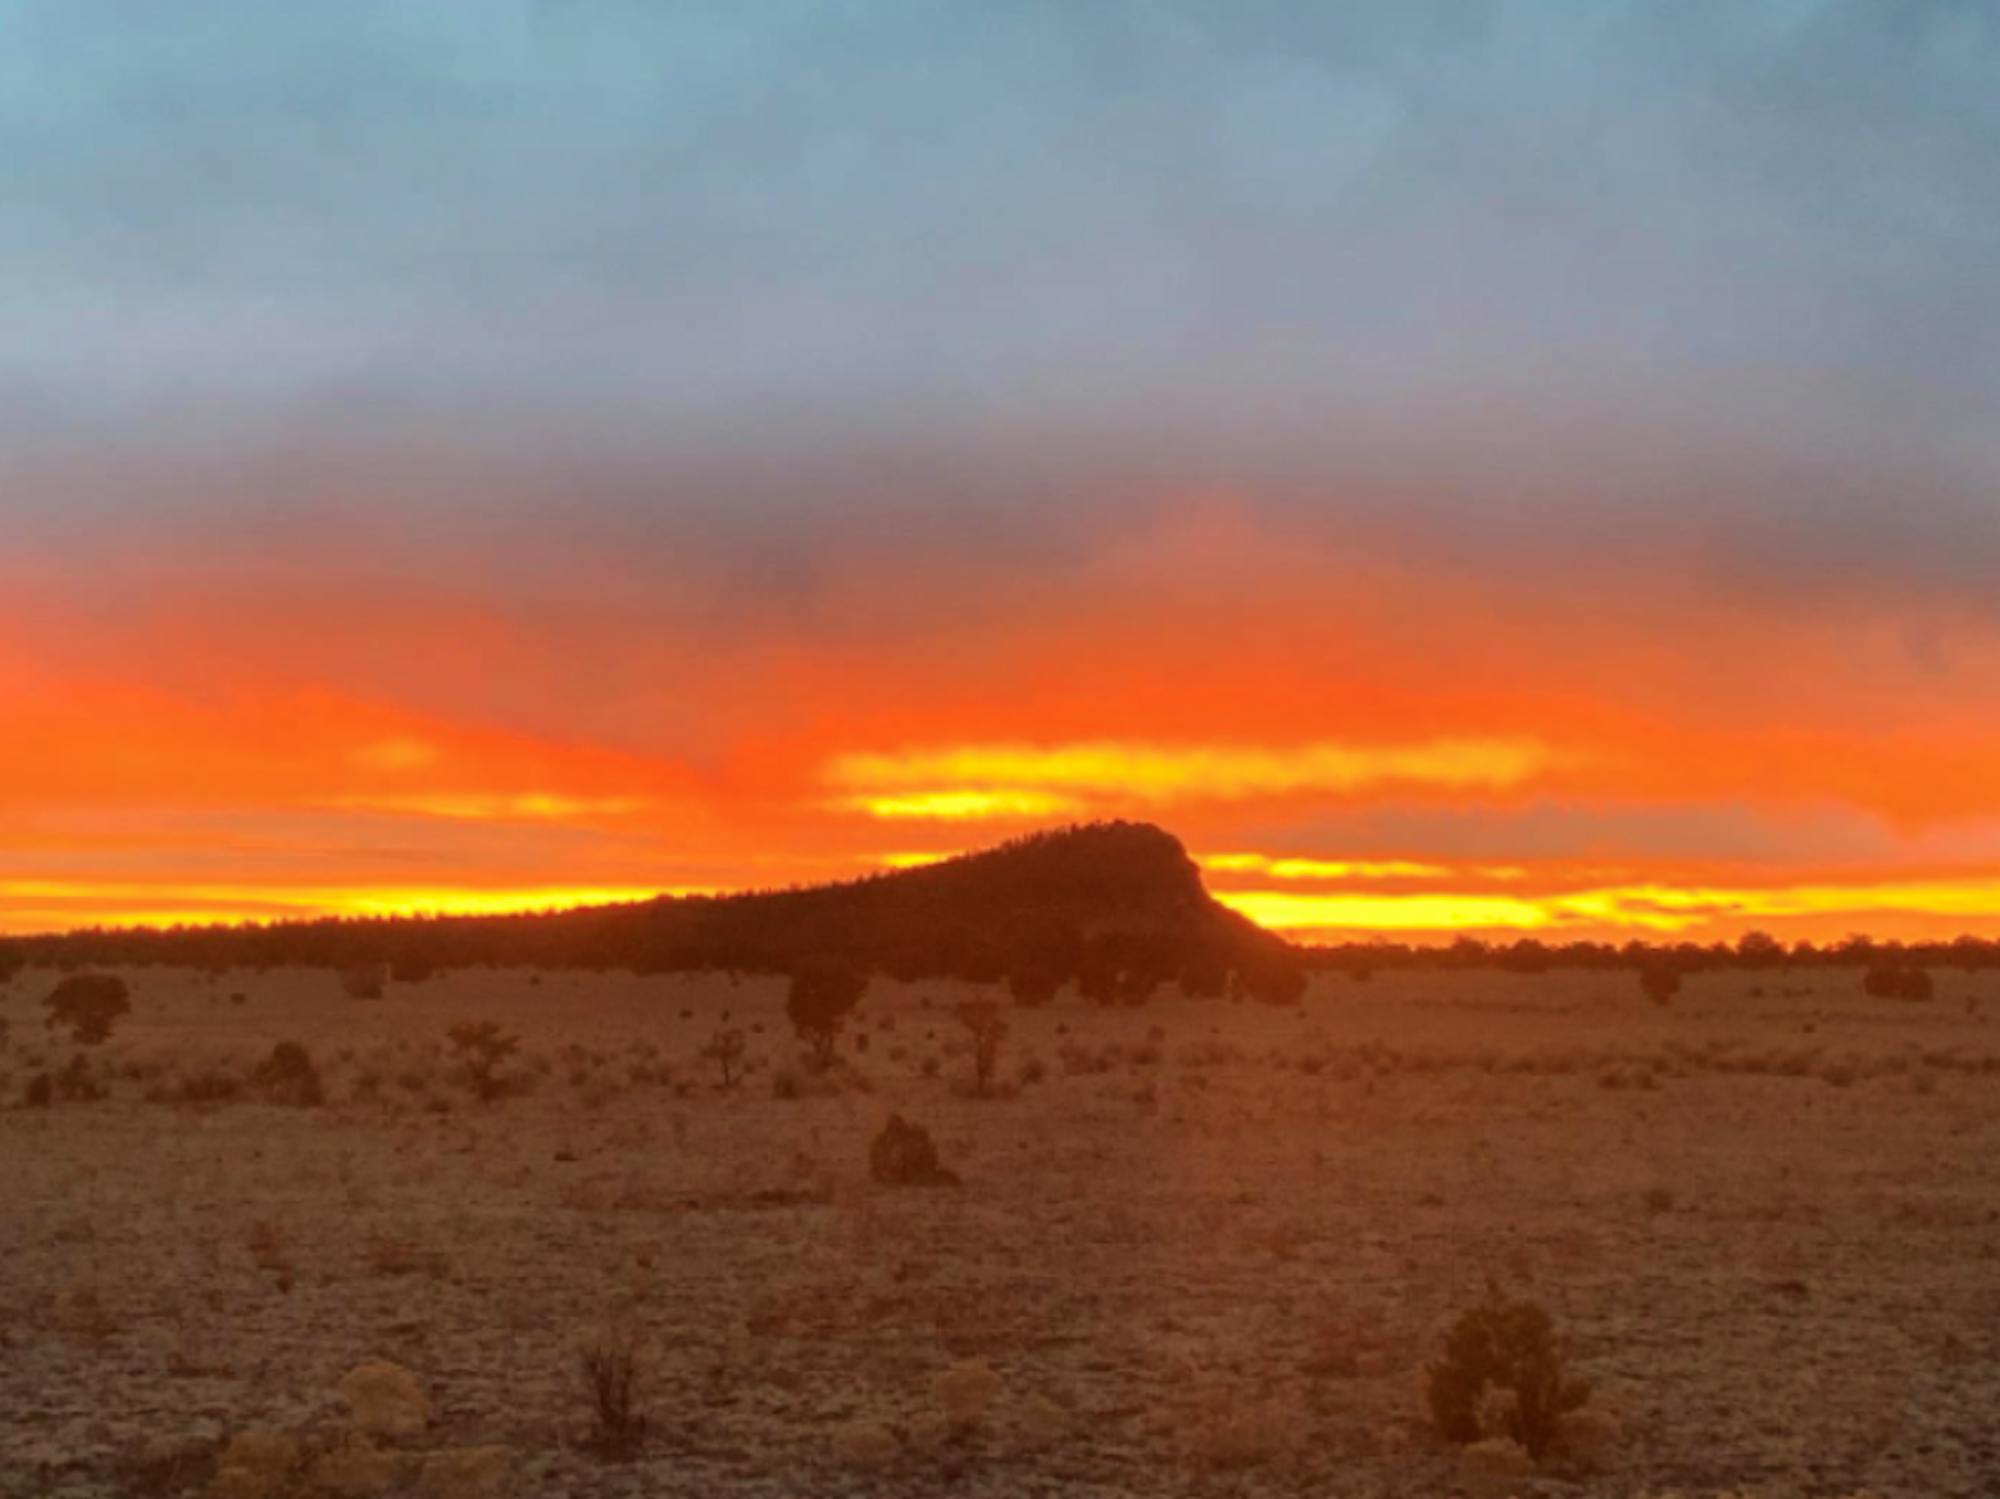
[1007, 958, 1064, 1008]
[389, 951, 438, 984]
[1863, 966, 1934, 1002]
[340, 964, 389, 1001]
[786, 956, 867, 1069]
[1427, 1284, 1590, 1460]
[44, 973, 130, 1045]
[252, 1041, 324, 1106]
[955, 1000, 1008, 1097]
[700, 1027, 746, 1090]
[579, 1333, 646, 1459]
[1234, 952, 1308, 1007]
[1637, 966, 1680, 1006]
[868, 1113, 957, 1186]
[56, 1053, 107, 1102]
[445, 1022, 523, 1101]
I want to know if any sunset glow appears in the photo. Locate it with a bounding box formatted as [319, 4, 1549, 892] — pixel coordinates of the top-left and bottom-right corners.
[6, 5, 1999, 947]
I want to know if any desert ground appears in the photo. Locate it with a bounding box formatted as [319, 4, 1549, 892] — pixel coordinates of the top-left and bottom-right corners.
[2, 963, 1996, 1498]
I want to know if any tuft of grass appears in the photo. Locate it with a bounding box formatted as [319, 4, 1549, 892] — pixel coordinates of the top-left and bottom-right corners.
[579, 1333, 647, 1460]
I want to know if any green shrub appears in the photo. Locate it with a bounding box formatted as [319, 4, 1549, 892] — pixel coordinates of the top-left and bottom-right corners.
[1427, 1284, 1590, 1459]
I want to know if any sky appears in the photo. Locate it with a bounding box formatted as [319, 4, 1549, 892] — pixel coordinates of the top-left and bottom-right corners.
[5, 0, 2000, 943]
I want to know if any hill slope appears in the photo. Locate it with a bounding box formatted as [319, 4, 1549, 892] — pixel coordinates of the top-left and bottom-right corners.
[9, 822, 1294, 992]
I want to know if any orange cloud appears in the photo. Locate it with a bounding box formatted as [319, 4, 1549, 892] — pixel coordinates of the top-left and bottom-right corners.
[825, 737, 1561, 820]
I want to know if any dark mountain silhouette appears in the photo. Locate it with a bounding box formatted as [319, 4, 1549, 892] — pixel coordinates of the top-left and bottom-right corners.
[4, 822, 1298, 998]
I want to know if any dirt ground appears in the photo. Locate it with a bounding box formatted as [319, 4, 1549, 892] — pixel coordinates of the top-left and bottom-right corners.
[3, 963, 1996, 1498]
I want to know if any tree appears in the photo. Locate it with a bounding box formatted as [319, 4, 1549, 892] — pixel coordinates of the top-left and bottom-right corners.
[1638, 966, 1681, 1006]
[44, 973, 130, 1046]
[786, 957, 867, 1070]
[1735, 930, 1783, 967]
[340, 963, 388, 1000]
[955, 1000, 1008, 1097]
[1006, 953, 1065, 1008]
[1235, 949, 1308, 1007]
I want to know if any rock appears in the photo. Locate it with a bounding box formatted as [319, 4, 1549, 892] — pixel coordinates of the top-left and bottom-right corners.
[418, 1445, 512, 1499]
[832, 1420, 900, 1469]
[337, 1361, 431, 1438]
[1458, 1436, 1533, 1496]
[933, 1359, 1001, 1428]
[208, 1429, 300, 1499]
[310, 1437, 401, 1496]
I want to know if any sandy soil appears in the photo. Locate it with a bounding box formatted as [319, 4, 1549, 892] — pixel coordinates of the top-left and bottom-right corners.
[2, 964, 1996, 1498]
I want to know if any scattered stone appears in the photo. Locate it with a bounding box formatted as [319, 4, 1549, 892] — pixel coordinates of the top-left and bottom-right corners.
[1459, 1435, 1533, 1496]
[337, 1360, 431, 1438]
[934, 1358, 1001, 1429]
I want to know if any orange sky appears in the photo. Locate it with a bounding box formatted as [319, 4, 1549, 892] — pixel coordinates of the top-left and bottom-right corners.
[10, 493, 2000, 944]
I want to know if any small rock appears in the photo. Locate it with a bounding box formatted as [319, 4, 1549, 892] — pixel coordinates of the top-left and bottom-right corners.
[1459, 1435, 1533, 1497]
[337, 1361, 431, 1438]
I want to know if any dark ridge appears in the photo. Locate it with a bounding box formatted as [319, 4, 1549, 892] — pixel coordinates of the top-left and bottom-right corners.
[0, 821, 1295, 994]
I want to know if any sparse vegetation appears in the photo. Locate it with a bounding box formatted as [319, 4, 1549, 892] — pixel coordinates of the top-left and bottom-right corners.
[700, 1027, 747, 1090]
[445, 1021, 523, 1101]
[869, 1112, 957, 1186]
[340, 963, 389, 1000]
[579, 1332, 646, 1459]
[1639, 966, 1681, 1006]
[955, 999, 1008, 1096]
[251, 1041, 325, 1106]
[786, 956, 867, 1069]
[43, 973, 130, 1045]
[1863, 966, 1934, 1002]
[1427, 1284, 1591, 1460]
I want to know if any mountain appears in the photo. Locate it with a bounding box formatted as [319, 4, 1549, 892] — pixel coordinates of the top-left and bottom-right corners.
[7, 822, 1297, 996]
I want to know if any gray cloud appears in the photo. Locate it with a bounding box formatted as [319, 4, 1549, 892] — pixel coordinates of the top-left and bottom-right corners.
[3, 1, 1998, 607]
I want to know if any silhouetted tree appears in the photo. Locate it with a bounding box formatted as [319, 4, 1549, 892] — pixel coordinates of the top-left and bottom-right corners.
[786, 957, 867, 1069]
[955, 1000, 1008, 1097]
[44, 973, 130, 1045]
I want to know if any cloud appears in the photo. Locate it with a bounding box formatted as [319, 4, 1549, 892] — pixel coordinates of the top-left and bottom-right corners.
[825, 738, 1562, 819]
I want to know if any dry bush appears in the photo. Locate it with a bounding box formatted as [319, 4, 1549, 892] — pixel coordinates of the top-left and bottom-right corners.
[445, 1021, 523, 1101]
[869, 1113, 958, 1186]
[251, 1041, 324, 1106]
[955, 1000, 1008, 1096]
[340, 963, 389, 1001]
[1863, 966, 1934, 1002]
[1180, 1384, 1299, 1471]
[579, 1332, 647, 1459]
[1637, 966, 1681, 1006]
[1427, 1284, 1590, 1459]
[700, 1027, 746, 1090]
